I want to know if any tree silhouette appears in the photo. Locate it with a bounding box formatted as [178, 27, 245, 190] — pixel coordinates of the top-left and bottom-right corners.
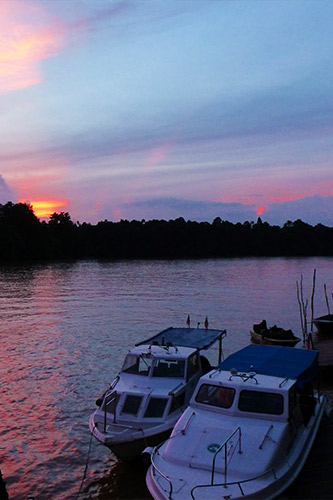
[0, 202, 333, 261]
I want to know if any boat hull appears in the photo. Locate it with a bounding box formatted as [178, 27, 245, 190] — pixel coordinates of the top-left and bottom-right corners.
[89, 413, 173, 461]
[106, 428, 172, 462]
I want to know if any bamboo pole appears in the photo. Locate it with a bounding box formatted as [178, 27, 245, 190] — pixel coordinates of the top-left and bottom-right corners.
[297, 275, 308, 346]
[296, 279, 305, 344]
[324, 284, 331, 314]
[310, 268, 316, 332]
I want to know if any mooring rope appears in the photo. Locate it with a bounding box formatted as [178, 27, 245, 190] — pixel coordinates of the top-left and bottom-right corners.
[77, 432, 93, 498]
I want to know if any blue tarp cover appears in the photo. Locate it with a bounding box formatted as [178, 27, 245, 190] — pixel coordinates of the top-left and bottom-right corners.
[218, 344, 319, 390]
[136, 327, 226, 351]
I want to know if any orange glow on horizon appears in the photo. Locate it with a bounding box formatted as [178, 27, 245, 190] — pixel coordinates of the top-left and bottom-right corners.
[19, 199, 68, 218]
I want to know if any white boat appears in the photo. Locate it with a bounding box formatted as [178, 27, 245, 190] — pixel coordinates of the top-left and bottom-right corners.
[146, 344, 325, 500]
[89, 326, 226, 461]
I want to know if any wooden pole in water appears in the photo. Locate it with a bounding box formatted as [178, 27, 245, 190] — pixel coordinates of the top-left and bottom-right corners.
[310, 268, 316, 332]
[297, 275, 308, 345]
[296, 280, 304, 343]
[324, 284, 331, 314]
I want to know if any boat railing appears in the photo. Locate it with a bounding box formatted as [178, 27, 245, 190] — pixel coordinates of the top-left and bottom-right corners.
[103, 391, 118, 431]
[110, 375, 120, 390]
[211, 426, 242, 486]
[150, 443, 174, 500]
[102, 376, 121, 429]
[101, 417, 148, 436]
[149, 411, 196, 499]
[191, 467, 277, 499]
[180, 411, 195, 435]
[168, 382, 184, 397]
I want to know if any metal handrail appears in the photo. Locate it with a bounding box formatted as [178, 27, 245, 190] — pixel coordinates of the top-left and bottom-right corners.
[150, 443, 173, 500]
[149, 412, 196, 499]
[211, 426, 242, 485]
[259, 424, 274, 450]
[181, 411, 195, 435]
[168, 382, 184, 396]
[191, 467, 277, 499]
[103, 391, 117, 432]
[103, 420, 146, 432]
[110, 375, 120, 389]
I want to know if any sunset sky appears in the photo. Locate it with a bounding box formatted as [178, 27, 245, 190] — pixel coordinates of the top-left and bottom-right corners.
[1, 0, 333, 225]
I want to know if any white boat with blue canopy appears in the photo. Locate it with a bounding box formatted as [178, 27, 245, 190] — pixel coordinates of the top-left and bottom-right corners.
[146, 344, 325, 500]
[89, 326, 226, 461]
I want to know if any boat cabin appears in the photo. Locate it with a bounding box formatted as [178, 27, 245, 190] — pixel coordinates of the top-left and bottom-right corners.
[121, 344, 200, 380]
[191, 344, 319, 427]
[192, 371, 306, 426]
[100, 343, 203, 423]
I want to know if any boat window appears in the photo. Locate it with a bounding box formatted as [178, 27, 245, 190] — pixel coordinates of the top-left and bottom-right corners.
[195, 384, 235, 409]
[144, 397, 168, 418]
[121, 395, 143, 415]
[121, 354, 153, 376]
[186, 353, 200, 380]
[152, 359, 185, 378]
[169, 391, 185, 414]
[238, 390, 283, 415]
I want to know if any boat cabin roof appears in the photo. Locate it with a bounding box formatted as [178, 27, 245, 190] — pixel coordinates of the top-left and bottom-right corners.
[127, 343, 197, 360]
[217, 344, 319, 391]
[136, 326, 226, 351]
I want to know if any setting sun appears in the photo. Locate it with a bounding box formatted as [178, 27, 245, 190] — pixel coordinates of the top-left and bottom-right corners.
[19, 199, 68, 218]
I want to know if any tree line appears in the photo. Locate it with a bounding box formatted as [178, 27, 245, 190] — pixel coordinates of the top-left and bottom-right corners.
[0, 201, 333, 261]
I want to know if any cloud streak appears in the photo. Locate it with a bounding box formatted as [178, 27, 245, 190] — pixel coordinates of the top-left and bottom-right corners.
[118, 195, 333, 228]
[0, 1, 66, 93]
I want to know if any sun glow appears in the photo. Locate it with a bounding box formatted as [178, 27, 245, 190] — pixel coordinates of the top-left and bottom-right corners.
[20, 199, 68, 219]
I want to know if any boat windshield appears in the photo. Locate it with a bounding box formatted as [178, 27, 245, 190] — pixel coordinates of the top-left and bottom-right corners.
[152, 358, 185, 378]
[195, 384, 235, 409]
[121, 354, 153, 376]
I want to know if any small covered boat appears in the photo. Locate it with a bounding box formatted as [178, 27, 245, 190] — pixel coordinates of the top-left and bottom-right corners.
[89, 326, 226, 461]
[251, 319, 300, 347]
[146, 344, 325, 500]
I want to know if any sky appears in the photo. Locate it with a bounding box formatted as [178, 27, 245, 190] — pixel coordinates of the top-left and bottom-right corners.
[1, 0, 333, 226]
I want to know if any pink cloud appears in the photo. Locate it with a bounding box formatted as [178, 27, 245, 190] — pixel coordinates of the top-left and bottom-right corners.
[256, 206, 266, 216]
[0, 1, 66, 93]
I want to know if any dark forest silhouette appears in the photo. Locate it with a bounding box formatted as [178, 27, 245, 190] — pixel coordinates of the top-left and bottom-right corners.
[0, 202, 332, 261]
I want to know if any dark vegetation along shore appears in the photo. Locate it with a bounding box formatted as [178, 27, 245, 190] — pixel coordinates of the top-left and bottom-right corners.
[1, 202, 333, 261]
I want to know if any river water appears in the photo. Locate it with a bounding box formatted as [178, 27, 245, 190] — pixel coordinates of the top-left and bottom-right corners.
[1, 257, 333, 500]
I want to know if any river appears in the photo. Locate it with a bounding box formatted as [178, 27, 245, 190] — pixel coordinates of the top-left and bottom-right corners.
[1, 257, 333, 500]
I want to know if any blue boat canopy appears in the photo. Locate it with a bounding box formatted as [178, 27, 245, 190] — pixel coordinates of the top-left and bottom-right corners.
[136, 326, 226, 351]
[218, 344, 319, 390]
